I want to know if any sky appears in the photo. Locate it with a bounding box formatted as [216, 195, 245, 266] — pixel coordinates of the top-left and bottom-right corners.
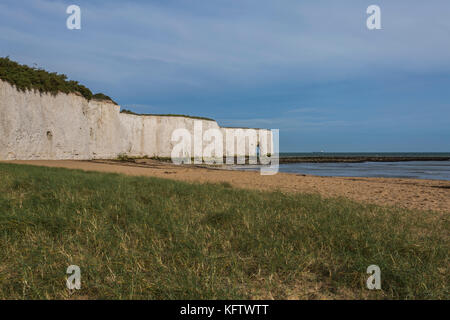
[1, 0, 449, 152]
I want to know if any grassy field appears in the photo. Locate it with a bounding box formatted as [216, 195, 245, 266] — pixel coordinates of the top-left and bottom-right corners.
[0, 163, 447, 299]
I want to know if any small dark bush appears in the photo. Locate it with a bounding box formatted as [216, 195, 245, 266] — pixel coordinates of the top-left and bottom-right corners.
[92, 93, 118, 105]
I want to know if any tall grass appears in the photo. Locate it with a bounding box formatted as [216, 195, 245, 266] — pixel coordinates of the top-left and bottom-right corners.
[0, 163, 447, 299]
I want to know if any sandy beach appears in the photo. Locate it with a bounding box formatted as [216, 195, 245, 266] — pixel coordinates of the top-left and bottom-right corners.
[5, 159, 450, 213]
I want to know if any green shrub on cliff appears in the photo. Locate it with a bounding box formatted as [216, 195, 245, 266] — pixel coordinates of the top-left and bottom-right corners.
[92, 93, 117, 104]
[0, 57, 116, 104]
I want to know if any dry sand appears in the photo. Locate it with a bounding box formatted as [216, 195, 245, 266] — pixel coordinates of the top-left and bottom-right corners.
[5, 159, 450, 213]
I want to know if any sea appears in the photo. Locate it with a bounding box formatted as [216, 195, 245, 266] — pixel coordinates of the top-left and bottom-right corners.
[235, 153, 450, 181]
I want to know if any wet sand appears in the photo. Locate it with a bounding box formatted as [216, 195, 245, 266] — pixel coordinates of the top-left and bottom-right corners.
[5, 159, 450, 213]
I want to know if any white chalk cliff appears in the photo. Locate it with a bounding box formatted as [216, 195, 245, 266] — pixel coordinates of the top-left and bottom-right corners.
[0, 79, 273, 160]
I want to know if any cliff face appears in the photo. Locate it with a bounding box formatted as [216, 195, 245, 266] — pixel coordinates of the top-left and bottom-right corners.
[0, 80, 273, 160]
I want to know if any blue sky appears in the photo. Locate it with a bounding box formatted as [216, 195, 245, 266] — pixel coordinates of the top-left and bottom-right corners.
[1, 0, 449, 152]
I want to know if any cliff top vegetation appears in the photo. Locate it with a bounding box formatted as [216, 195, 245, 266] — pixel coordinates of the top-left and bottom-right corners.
[0, 57, 117, 104]
[120, 109, 215, 121]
